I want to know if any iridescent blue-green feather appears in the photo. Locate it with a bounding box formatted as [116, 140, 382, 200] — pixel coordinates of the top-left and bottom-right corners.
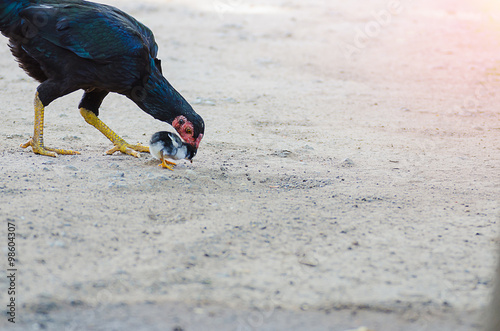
[0, 0, 204, 152]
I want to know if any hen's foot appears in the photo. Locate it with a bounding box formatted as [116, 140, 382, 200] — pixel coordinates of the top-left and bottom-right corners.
[20, 138, 80, 157]
[106, 143, 149, 158]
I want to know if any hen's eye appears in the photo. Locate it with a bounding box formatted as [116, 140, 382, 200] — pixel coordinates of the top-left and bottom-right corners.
[185, 128, 192, 135]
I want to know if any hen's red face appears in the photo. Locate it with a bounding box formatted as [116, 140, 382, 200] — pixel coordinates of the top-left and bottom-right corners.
[172, 115, 203, 149]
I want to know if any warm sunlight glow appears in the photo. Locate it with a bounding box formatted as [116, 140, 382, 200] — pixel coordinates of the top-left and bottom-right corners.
[480, 0, 500, 11]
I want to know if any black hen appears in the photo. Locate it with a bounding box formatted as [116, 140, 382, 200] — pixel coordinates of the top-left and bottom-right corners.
[0, 0, 204, 157]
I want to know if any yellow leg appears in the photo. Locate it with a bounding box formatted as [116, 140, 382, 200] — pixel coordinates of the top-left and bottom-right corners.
[159, 156, 176, 171]
[80, 108, 149, 158]
[20, 93, 80, 157]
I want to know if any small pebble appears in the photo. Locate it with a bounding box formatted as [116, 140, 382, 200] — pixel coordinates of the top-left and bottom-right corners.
[273, 150, 292, 158]
[156, 175, 171, 181]
[49, 241, 66, 248]
[193, 97, 216, 106]
[222, 97, 238, 103]
[339, 158, 355, 168]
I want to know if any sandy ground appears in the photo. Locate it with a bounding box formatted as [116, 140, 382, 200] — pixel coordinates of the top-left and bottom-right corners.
[0, 0, 499, 329]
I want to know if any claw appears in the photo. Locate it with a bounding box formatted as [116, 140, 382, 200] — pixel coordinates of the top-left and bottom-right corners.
[20, 137, 80, 157]
[80, 108, 150, 158]
[131, 144, 149, 153]
[105, 143, 149, 158]
[159, 163, 175, 171]
[106, 145, 138, 158]
[159, 157, 176, 170]
[22, 93, 81, 157]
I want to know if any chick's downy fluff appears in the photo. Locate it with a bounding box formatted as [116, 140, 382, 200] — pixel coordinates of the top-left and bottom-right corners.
[150, 131, 196, 170]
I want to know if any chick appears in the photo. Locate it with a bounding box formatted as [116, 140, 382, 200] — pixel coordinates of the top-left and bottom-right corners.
[149, 131, 197, 170]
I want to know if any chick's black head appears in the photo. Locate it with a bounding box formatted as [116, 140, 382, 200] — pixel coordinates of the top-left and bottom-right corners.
[185, 143, 197, 161]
